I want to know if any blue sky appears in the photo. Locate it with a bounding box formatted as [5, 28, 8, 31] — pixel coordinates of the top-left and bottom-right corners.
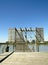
[0, 0, 48, 42]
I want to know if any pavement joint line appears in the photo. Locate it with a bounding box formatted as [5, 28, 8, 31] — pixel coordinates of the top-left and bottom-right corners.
[0, 51, 14, 63]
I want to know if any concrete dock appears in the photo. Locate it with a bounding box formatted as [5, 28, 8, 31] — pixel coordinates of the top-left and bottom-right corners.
[0, 52, 48, 65]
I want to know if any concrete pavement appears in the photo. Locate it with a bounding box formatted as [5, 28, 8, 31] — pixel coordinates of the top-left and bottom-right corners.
[0, 52, 48, 65]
